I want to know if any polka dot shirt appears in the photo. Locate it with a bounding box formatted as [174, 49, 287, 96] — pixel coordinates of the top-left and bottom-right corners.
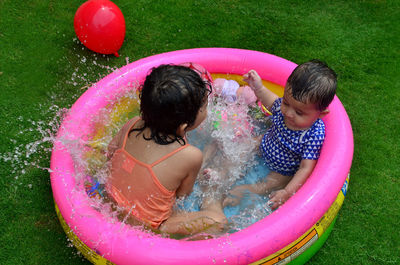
[260, 98, 325, 176]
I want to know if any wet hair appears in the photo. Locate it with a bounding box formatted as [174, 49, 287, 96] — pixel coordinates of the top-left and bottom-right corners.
[130, 64, 212, 145]
[287, 59, 337, 111]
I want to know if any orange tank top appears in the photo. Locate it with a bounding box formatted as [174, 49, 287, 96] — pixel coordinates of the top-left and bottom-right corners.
[107, 118, 189, 228]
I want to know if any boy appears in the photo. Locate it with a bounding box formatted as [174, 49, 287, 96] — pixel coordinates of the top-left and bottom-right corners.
[223, 60, 337, 210]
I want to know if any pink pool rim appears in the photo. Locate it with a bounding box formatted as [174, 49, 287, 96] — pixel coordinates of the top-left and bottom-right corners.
[50, 48, 353, 265]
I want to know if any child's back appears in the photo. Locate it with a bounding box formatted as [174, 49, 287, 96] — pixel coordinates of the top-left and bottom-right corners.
[107, 117, 203, 228]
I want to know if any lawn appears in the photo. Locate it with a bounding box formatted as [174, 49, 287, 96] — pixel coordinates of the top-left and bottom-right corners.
[0, 0, 399, 264]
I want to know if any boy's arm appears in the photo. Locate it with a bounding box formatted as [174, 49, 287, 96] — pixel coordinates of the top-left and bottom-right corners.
[243, 70, 279, 111]
[269, 159, 317, 210]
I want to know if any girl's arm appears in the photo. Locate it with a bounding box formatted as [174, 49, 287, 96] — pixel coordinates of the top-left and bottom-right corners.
[269, 159, 317, 210]
[107, 117, 140, 159]
[243, 70, 279, 111]
[175, 147, 203, 197]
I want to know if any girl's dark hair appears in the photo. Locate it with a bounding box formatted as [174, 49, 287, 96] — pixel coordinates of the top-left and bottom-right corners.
[287, 59, 337, 111]
[130, 64, 212, 145]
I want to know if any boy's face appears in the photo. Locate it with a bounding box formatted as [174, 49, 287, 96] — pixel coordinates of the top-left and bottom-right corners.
[281, 86, 328, 131]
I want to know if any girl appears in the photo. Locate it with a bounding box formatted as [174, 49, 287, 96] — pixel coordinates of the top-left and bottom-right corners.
[106, 64, 227, 235]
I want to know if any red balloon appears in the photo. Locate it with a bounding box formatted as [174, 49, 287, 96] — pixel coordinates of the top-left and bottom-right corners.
[74, 0, 126, 57]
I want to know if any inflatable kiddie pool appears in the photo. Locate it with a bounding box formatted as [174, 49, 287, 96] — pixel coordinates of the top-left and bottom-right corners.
[51, 48, 353, 265]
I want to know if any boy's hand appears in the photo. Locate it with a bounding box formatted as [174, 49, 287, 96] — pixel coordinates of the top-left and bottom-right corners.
[268, 189, 291, 210]
[243, 70, 263, 92]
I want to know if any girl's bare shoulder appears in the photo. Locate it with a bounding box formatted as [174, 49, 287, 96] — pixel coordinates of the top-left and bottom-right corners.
[175, 144, 203, 167]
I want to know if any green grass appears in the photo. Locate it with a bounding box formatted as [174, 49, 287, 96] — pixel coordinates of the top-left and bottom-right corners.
[1, 0, 399, 264]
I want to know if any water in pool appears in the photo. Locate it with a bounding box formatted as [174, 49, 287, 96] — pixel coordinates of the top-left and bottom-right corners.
[181, 95, 273, 233]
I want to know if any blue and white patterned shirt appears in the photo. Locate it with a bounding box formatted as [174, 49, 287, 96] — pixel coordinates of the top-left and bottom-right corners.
[260, 98, 325, 176]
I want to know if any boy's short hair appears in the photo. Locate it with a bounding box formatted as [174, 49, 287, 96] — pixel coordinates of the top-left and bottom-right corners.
[287, 60, 337, 111]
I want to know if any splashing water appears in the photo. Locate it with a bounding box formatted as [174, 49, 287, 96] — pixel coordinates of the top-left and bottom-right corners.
[0, 104, 68, 181]
[0, 47, 131, 215]
[184, 96, 273, 233]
